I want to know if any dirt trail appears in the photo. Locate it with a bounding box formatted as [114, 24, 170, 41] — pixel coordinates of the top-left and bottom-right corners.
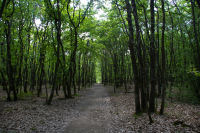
[1, 84, 199, 132]
[64, 84, 113, 133]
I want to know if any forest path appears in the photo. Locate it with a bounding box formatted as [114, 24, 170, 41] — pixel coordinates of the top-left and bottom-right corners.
[63, 84, 113, 133]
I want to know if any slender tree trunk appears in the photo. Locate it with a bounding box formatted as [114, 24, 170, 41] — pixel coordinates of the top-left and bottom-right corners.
[73, 30, 78, 95]
[131, 0, 147, 112]
[68, 28, 78, 96]
[37, 25, 48, 97]
[30, 42, 36, 91]
[160, 0, 166, 115]
[149, 0, 156, 113]
[47, 0, 61, 104]
[0, 71, 10, 101]
[0, 0, 7, 19]
[47, 57, 59, 104]
[37, 53, 45, 97]
[24, 22, 31, 93]
[142, 5, 150, 42]
[0, 35, 9, 99]
[125, 0, 141, 114]
[156, 8, 161, 97]
[17, 21, 24, 93]
[113, 53, 117, 93]
[5, 20, 17, 101]
[78, 52, 81, 91]
[168, 4, 175, 73]
[191, 0, 200, 69]
[60, 31, 68, 98]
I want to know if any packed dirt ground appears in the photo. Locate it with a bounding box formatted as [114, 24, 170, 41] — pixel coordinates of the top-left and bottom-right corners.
[0, 84, 200, 133]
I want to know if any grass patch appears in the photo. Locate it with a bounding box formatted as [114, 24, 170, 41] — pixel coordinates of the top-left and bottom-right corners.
[164, 102, 168, 108]
[17, 91, 33, 100]
[73, 93, 80, 97]
[30, 127, 37, 131]
[133, 112, 143, 119]
[1, 96, 7, 101]
[4, 107, 13, 112]
[41, 93, 47, 98]
[39, 120, 45, 124]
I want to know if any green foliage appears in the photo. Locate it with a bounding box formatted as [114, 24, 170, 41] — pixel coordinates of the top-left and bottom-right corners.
[95, 61, 102, 83]
[0, 0, 199, 107]
[188, 67, 200, 77]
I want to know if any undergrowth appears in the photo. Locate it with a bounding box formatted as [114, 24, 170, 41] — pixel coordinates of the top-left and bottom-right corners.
[167, 86, 200, 104]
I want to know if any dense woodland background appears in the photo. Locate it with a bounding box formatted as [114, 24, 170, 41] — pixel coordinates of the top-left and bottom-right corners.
[0, 0, 200, 117]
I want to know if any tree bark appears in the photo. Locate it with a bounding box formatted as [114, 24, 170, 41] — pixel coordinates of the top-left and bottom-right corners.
[149, 0, 156, 113]
[191, 0, 200, 69]
[78, 52, 81, 91]
[156, 8, 161, 97]
[5, 20, 17, 101]
[131, 0, 147, 112]
[24, 21, 31, 93]
[0, 0, 7, 18]
[47, 0, 61, 104]
[17, 18, 24, 93]
[160, 0, 166, 115]
[125, 0, 141, 114]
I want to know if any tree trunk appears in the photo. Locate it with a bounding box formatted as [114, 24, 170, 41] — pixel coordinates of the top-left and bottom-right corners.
[168, 4, 175, 74]
[149, 0, 156, 113]
[125, 0, 141, 114]
[67, 28, 78, 96]
[156, 8, 161, 97]
[113, 53, 117, 93]
[24, 25, 31, 93]
[160, 0, 166, 115]
[78, 52, 81, 91]
[37, 25, 48, 97]
[17, 20, 24, 93]
[5, 20, 17, 101]
[131, 0, 147, 112]
[60, 30, 68, 98]
[30, 42, 36, 91]
[47, 0, 61, 104]
[191, 0, 200, 69]
[0, 0, 7, 19]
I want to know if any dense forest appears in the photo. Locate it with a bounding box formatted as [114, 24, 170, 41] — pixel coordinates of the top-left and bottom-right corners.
[0, 0, 200, 132]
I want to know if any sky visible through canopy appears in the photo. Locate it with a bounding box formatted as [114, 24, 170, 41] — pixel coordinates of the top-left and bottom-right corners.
[80, 0, 111, 20]
[35, 0, 111, 27]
